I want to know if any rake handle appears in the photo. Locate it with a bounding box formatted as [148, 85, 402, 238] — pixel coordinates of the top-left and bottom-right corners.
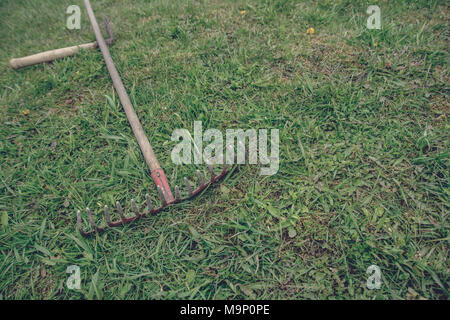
[83, 0, 174, 202]
[10, 42, 97, 70]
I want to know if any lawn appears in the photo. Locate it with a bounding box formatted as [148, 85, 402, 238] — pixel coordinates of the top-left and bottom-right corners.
[0, 0, 448, 299]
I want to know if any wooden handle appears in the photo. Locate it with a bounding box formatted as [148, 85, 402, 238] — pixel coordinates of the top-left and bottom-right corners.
[84, 0, 175, 203]
[9, 42, 97, 70]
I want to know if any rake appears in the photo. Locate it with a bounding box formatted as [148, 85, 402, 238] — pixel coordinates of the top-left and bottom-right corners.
[77, 0, 234, 237]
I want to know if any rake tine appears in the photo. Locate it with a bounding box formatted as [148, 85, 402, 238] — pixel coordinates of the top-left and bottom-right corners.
[86, 208, 97, 230]
[227, 144, 235, 163]
[207, 164, 215, 180]
[76, 210, 84, 233]
[196, 170, 205, 186]
[102, 15, 114, 45]
[157, 186, 167, 206]
[145, 194, 153, 212]
[175, 185, 181, 200]
[116, 201, 126, 221]
[221, 145, 233, 173]
[131, 199, 139, 217]
[75, 0, 238, 237]
[238, 140, 248, 160]
[104, 205, 113, 226]
[184, 177, 193, 195]
[222, 154, 229, 172]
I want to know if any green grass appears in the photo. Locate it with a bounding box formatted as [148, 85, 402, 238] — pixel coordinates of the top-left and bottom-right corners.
[0, 0, 448, 299]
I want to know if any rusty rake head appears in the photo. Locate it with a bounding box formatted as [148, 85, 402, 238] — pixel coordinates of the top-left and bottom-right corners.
[76, 159, 235, 237]
[100, 15, 115, 46]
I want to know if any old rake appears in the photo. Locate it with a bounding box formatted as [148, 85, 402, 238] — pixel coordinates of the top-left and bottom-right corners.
[77, 0, 234, 237]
